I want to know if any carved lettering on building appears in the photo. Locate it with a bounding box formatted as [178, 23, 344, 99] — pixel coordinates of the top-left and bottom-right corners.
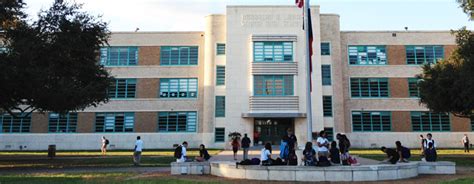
[241, 14, 301, 28]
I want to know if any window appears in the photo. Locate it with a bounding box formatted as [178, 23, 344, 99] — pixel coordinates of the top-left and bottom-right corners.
[321, 65, 332, 86]
[160, 46, 198, 65]
[411, 112, 450, 131]
[471, 117, 474, 131]
[48, 113, 77, 133]
[217, 43, 226, 55]
[100, 47, 138, 66]
[108, 79, 136, 99]
[215, 96, 225, 117]
[348, 46, 387, 65]
[352, 111, 391, 132]
[1, 114, 31, 133]
[216, 66, 225, 86]
[215, 128, 225, 142]
[159, 78, 197, 98]
[254, 41, 293, 62]
[324, 127, 334, 142]
[158, 112, 197, 132]
[254, 75, 294, 96]
[408, 78, 420, 97]
[406, 46, 444, 65]
[95, 112, 135, 132]
[350, 78, 389, 98]
[323, 96, 333, 117]
[321, 42, 331, 55]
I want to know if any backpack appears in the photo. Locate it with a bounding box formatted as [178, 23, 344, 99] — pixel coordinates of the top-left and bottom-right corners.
[174, 146, 183, 159]
[239, 159, 252, 165]
[273, 158, 284, 166]
[317, 156, 331, 167]
[279, 141, 289, 159]
[402, 147, 411, 159]
[105, 139, 109, 145]
[288, 151, 298, 166]
[250, 158, 261, 165]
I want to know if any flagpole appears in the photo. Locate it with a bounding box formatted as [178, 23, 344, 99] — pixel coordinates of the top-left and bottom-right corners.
[304, 0, 313, 142]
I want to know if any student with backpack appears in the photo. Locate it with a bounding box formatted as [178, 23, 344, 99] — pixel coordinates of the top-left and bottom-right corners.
[395, 141, 411, 162]
[241, 134, 251, 160]
[175, 141, 190, 163]
[101, 136, 109, 156]
[424, 142, 437, 162]
[424, 133, 436, 150]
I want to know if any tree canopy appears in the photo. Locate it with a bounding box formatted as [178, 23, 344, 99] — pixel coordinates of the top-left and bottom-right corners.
[0, 0, 113, 117]
[457, 0, 474, 20]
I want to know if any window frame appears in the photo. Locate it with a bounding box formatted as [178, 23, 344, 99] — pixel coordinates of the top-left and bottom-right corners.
[321, 42, 331, 56]
[352, 111, 392, 132]
[216, 66, 225, 86]
[157, 111, 198, 133]
[215, 96, 225, 118]
[253, 41, 294, 63]
[411, 111, 451, 132]
[348, 45, 387, 65]
[159, 78, 198, 99]
[100, 47, 138, 66]
[406, 45, 444, 65]
[215, 127, 225, 142]
[108, 79, 137, 99]
[408, 78, 421, 98]
[94, 112, 135, 133]
[216, 43, 226, 55]
[253, 75, 294, 96]
[321, 65, 332, 86]
[0, 113, 31, 133]
[350, 78, 390, 98]
[48, 112, 78, 133]
[160, 46, 199, 66]
[322, 96, 333, 117]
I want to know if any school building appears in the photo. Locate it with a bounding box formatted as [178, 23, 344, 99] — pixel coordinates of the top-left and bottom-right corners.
[1, 5, 473, 150]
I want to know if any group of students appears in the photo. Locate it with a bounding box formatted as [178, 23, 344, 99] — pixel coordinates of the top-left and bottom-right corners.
[259, 129, 354, 166]
[380, 133, 438, 164]
[174, 141, 212, 163]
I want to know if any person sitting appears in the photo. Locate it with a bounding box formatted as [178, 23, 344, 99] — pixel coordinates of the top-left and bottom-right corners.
[380, 146, 399, 164]
[195, 144, 211, 162]
[302, 142, 316, 166]
[424, 142, 437, 162]
[261, 143, 273, 166]
[395, 141, 410, 163]
[329, 141, 340, 164]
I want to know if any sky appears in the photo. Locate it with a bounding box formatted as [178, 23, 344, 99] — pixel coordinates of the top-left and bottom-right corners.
[24, 0, 473, 32]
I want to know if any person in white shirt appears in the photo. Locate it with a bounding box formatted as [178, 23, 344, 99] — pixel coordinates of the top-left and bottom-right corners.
[423, 133, 436, 150]
[177, 142, 189, 163]
[462, 134, 470, 153]
[133, 136, 144, 166]
[316, 130, 330, 158]
[261, 143, 273, 166]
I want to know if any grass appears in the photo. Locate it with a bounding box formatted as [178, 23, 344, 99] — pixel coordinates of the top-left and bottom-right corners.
[440, 177, 474, 184]
[0, 149, 222, 157]
[350, 148, 472, 156]
[358, 154, 474, 167]
[0, 173, 224, 184]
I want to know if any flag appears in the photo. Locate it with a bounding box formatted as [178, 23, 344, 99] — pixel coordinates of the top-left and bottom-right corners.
[295, 0, 304, 8]
[307, 7, 314, 91]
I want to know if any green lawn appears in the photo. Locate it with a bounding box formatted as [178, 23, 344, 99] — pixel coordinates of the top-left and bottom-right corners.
[0, 149, 222, 157]
[358, 154, 474, 167]
[0, 173, 224, 184]
[440, 177, 474, 184]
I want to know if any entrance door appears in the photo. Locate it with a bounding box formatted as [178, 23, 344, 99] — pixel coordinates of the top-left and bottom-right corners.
[254, 118, 293, 145]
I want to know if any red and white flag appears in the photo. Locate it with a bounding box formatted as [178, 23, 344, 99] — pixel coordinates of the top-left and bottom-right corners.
[295, 0, 304, 8]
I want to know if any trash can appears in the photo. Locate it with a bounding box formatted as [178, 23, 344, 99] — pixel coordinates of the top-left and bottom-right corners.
[48, 145, 56, 158]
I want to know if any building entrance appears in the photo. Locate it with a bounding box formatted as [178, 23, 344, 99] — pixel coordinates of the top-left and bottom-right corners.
[254, 118, 294, 145]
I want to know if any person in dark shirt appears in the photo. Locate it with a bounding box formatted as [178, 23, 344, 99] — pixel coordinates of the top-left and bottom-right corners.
[380, 146, 399, 164]
[241, 134, 251, 160]
[425, 142, 437, 162]
[302, 142, 316, 166]
[286, 129, 298, 152]
[329, 141, 341, 164]
[195, 144, 211, 162]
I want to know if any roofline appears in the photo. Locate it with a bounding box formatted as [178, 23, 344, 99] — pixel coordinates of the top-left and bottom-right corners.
[227, 5, 320, 8]
[111, 31, 204, 34]
[341, 30, 453, 33]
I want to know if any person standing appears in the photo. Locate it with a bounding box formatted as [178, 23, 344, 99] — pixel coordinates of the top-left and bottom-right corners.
[241, 134, 251, 160]
[336, 133, 351, 165]
[133, 136, 143, 166]
[316, 130, 330, 158]
[419, 134, 427, 156]
[462, 134, 470, 153]
[231, 138, 240, 160]
[101, 136, 109, 156]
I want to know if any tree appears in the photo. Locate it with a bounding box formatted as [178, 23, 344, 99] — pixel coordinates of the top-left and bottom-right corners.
[0, 0, 113, 117]
[457, 0, 474, 20]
